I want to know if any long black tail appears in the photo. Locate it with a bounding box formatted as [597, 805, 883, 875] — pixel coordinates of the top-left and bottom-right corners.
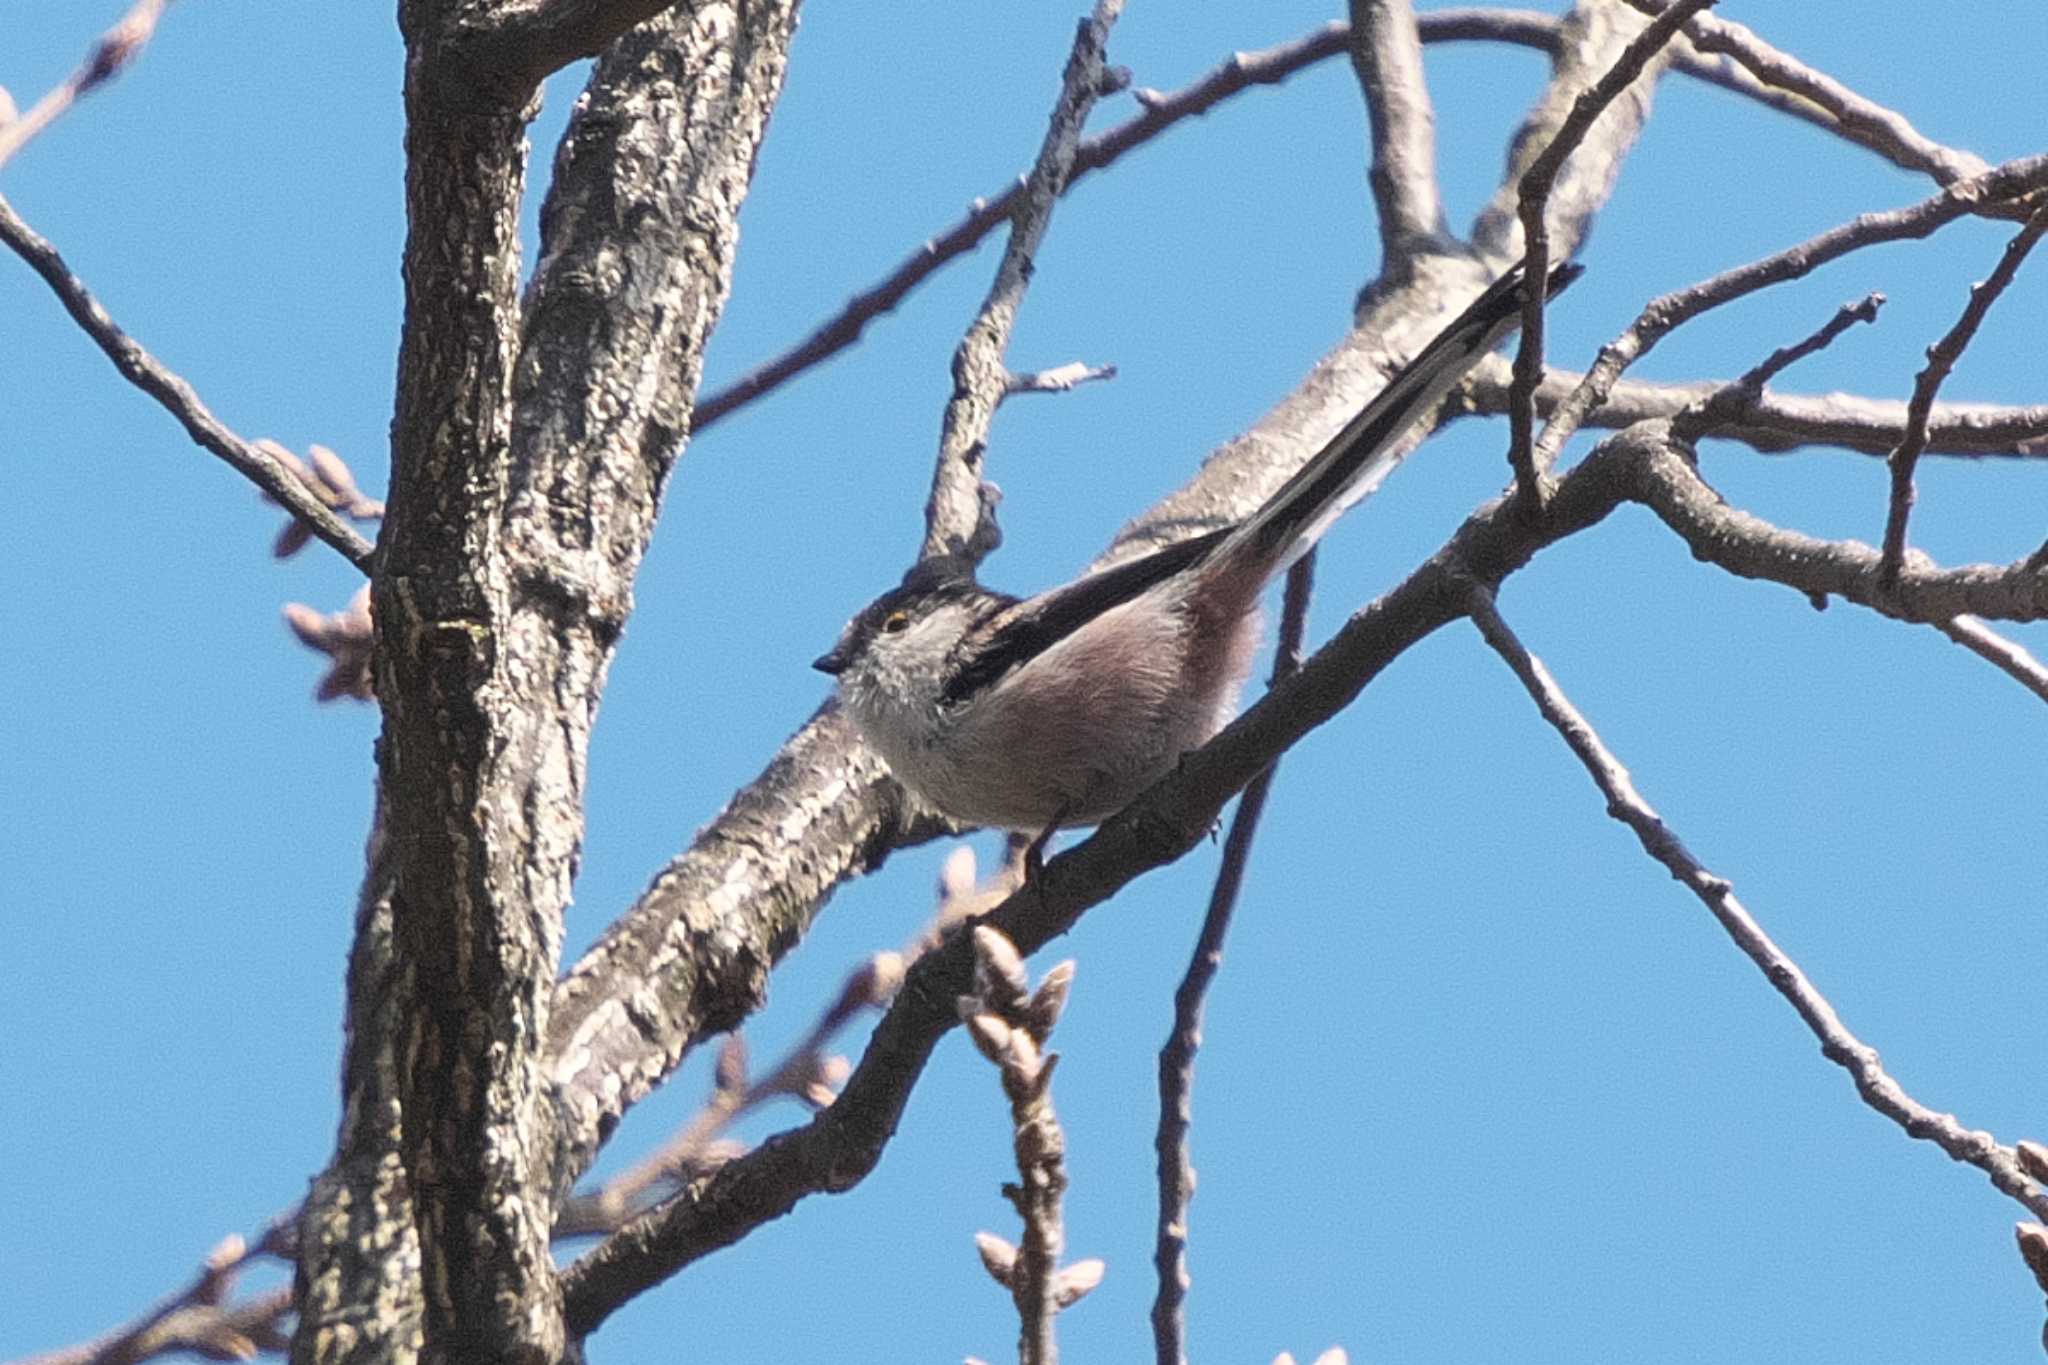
[1218, 258, 1582, 578]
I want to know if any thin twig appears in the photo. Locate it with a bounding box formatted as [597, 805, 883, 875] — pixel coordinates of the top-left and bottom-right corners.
[1723, 293, 1884, 393]
[558, 846, 1011, 1239]
[0, 192, 375, 570]
[1464, 584, 2048, 1226]
[920, 0, 1127, 562]
[692, 11, 1572, 434]
[12, 1233, 292, 1365]
[1632, 0, 1990, 189]
[1529, 150, 2048, 477]
[691, 7, 1988, 437]
[1508, 0, 1715, 507]
[1672, 292, 1884, 442]
[1349, 0, 1445, 262]
[1878, 198, 2048, 587]
[0, 0, 167, 170]
[1933, 615, 2048, 707]
[1459, 356, 2048, 459]
[1151, 551, 1315, 1365]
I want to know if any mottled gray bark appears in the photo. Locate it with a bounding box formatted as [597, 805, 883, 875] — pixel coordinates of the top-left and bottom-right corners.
[294, 823, 422, 1365]
[294, 4, 802, 1361]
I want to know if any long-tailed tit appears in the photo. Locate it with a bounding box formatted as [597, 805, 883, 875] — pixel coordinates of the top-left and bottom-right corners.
[815, 258, 1580, 835]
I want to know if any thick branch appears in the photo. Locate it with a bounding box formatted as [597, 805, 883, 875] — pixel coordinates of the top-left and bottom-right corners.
[300, 4, 802, 1359]
[428, 0, 688, 95]
[372, 38, 556, 1356]
[545, 707, 933, 1192]
[1465, 585, 2048, 1224]
[0, 193, 375, 570]
[921, 1, 1127, 561]
[293, 818, 419, 1365]
[1349, 0, 1445, 262]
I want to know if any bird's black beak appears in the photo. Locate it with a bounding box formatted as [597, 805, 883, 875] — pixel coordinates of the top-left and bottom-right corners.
[812, 647, 849, 676]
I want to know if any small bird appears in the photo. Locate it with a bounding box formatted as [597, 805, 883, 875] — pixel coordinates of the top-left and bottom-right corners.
[815, 258, 1579, 838]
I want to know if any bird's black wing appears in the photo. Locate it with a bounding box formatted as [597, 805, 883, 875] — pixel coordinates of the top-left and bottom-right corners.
[940, 527, 1230, 706]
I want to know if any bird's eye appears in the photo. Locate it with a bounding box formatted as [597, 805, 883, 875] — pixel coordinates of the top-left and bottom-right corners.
[882, 611, 911, 634]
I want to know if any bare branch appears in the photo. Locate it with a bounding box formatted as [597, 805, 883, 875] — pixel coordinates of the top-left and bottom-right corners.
[260, 442, 385, 559]
[1152, 551, 1315, 1365]
[1459, 356, 2048, 458]
[690, 6, 1992, 436]
[298, 5, 804, 1356]
[1529, 150, 2048, 475]
[1508, 0, 1713, 503]
[692, 10, 1575, 434]
[0, 192, 375, 570]
[1593, 424, 2048, 624]
[1004, 360, 1120, 399]
[14, 1233, 291, 1365]
[921, 1, 1127, 562]
[1933, 615, 2048, 707]
[0, 0, 167, 170]
[1671, 291, 1884, 442]
[1471, 0, 1677, 261]
[1464, 584, 2048, 1225]
[1879, 199, 2048, 586]
[1641, 0, 1991, 189]
[554, 951, 899, 1238]
[1349, 0, 1445, 262]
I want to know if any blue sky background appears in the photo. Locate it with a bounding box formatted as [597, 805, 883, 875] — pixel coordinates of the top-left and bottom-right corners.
[6, 2, 2047, 1361]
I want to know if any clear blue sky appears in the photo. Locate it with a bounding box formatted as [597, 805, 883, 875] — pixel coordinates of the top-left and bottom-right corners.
[6, 2, 2047, 1361]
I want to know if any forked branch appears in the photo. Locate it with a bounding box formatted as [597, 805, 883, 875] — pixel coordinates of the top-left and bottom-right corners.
[1465, 586, 2048, 1224]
